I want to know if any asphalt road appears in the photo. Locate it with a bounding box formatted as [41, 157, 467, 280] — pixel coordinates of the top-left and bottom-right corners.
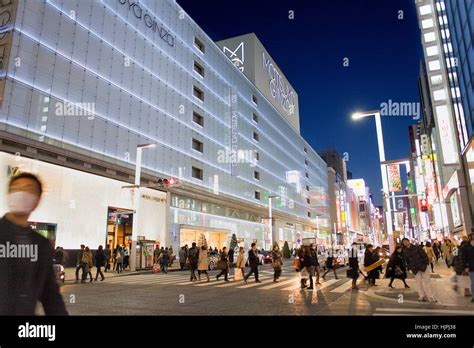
[58, 262, 473, 316]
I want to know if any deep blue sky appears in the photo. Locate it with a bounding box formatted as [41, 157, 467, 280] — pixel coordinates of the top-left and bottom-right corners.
[178, 0, 423, 205]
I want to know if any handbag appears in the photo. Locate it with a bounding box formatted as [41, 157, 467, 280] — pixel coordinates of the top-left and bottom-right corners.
[234, 268, 243, 281]
[272, 259, 282, 269]
[394, 266, 404, 277]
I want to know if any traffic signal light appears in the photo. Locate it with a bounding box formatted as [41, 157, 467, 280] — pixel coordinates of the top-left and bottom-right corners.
[156, 177, 179, 188]
[420, 198, 428, 212]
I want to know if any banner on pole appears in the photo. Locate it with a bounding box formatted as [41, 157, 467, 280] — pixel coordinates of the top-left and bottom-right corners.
[388, 164, 402, 192]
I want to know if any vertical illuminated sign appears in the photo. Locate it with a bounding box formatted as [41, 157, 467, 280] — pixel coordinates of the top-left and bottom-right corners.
[388, 164, 402, 192]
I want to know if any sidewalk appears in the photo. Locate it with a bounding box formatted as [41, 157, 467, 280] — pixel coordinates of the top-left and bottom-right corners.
[364, 261, 474, 307]
[64, 261, 184, 283]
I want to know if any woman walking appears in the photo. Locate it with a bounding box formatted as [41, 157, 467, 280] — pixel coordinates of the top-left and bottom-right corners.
[385, 246, 409, 289]
[348, 243, 360, 290]
[300, 245, 314, 290]
[271, 244, 283, 282]
[159, 248, 170, 273]
[321, 249, 339, 280]
[236, 246, 245, 281]
[197, 245, 210, 282]
[81, 247, 94, 283]
[424, 241, 436, 273]
[216, 246, 229, 282]
[115, 246, 124, 274]
[94, 245, 106, 281]
[310, 244, 321, 285]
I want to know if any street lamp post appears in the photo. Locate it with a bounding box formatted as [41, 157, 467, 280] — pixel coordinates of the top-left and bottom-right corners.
[352, 110, 395, 253]
[268, 194, 277, 249]
[130, 143, 156, 271]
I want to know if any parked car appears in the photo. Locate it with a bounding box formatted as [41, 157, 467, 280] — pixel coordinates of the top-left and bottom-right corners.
[208, 251, 220, 270]
[262, 251, 273, 264]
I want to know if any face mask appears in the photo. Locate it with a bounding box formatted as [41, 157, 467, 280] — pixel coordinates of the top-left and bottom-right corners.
[7, 191, 39, 215]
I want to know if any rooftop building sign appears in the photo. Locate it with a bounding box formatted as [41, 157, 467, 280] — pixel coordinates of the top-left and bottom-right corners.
[217, 33, 300, 133]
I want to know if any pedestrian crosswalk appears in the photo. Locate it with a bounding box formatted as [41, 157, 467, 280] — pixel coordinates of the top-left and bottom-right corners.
[78, 268, 360, 294]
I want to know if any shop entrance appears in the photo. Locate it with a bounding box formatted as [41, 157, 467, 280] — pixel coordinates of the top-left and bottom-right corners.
[179, 225, 230, 250]
[106, 207, 134, 252]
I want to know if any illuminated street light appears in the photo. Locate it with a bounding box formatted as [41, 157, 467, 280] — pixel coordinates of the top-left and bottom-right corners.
[351, 110, 395, 253]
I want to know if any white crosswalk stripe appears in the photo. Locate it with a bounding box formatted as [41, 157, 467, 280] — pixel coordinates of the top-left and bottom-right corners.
[235, 277, 272, 289]
[258, 277, 294, 290]
[315, 279, 339, 291]
[330, 279, 354, 293]
[87, 268, 349, 292]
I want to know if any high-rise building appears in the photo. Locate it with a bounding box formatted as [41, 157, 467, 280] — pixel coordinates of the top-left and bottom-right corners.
[0, 0, 329, 258]
[415, 0, 473, 239]
[444, 0, 474, 224]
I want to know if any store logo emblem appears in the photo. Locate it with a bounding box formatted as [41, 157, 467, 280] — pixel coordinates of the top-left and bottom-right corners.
[223, 42, 245, 72]
[118, 0, 175, 47]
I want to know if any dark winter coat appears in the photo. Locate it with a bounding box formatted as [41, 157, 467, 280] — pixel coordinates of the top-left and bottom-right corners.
[462, 243, 474, 271]
[454, 241, 468, 275]
[403, 244, 429, 275]
[385, 252, 407, 279]
[310, 249, 319, 267]
[160, 251, 170, 265]
[53, 249, 65, 265]
[187, 247, 199, 265]
[248, 249, 259, 267]
[95, 249, 106, 267]
[432, 242, 440, 256]
[325, 256, 335, 270]
[302, 254, 312, 269]
[348, 256, 359, 270]
[228, 248, 235, 263]
[0, 216, 68, 315]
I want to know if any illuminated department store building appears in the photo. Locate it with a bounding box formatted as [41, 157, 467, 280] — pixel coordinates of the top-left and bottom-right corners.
[0, 0, 330, 256]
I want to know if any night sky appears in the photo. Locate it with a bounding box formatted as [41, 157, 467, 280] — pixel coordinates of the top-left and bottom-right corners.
[177, 0, 424, 205]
